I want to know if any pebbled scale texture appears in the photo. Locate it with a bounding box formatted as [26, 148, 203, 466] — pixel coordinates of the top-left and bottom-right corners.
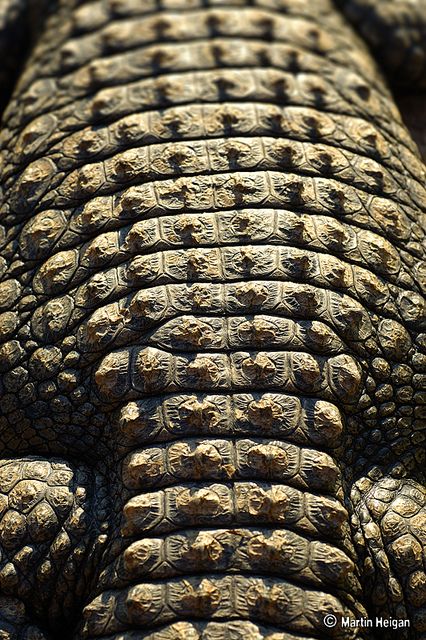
[0, 0, 425, 638]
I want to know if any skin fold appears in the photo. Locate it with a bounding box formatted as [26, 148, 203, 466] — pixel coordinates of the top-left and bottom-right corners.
[0, 0, 425, 638]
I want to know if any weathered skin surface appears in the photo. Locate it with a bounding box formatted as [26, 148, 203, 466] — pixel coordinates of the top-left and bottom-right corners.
[0, 1, 425, 639]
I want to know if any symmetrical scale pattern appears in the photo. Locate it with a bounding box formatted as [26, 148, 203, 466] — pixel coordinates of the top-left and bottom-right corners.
[0, 0, 425, 638]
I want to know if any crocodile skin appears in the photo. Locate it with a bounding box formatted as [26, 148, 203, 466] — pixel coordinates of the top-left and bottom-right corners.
[0, 0, 425, 638]
[336, 0, 426, 89]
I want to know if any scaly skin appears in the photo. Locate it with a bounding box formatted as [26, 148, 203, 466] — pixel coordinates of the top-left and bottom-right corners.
[336, 0, 426, 89]
[0, 1, 425, 639]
